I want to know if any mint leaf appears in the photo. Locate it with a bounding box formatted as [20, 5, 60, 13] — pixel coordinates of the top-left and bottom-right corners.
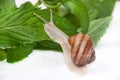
[80, 0, 116, 20]
[87, 16, 112, 45]
[64, 0, 89, 34]
[0, 25, 49, 48]
[0, 2, 50, 48]
[0, 0, 16, 10]
[34, 8, 77, 51]
[35, 9, 77, 51]
[0, 49, 7, 61]
[35, 40, 62, 51]
[0, 2, 77, 62]
[0, 2, 77, 48]
[34, 9, 77, 37]
[6, 43, 35, 63]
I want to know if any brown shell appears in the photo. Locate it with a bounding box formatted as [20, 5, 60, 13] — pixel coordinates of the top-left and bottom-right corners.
[68, 34, 95, 67]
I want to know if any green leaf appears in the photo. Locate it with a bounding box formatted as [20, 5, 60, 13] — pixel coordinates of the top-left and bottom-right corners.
[0, 3, 50, 48]
[80, 0, 116, 20]
[0, 0, 16, 10]
[34, 9, 77, 51]
[87, 16, 112, 45]
[6, 43, 35, 63]
[0, 49, 7, 61]
[64, 0, 89, 34]
[0, 2, 77, 55]
[0, 3, 76, 47]
[0, 25, 49, 48]
[35, 40, 62, 51]
[34, 9, 77, 37]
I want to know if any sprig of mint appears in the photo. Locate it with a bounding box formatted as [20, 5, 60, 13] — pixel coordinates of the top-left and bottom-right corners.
[0, 0, 77, 62]
[0, 0, 117, 63]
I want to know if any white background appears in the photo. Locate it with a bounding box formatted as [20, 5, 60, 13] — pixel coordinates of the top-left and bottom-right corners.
[0, 0, 120, 80]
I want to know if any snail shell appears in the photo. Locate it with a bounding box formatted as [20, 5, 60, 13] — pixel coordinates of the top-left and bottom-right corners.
[68, 34, 95, 67]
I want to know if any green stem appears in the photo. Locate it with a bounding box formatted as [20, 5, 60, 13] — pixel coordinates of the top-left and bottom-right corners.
[40, 0, 62, 9]
[34, 0, 41, 8]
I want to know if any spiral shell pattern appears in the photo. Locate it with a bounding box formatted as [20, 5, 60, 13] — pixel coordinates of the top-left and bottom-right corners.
[68, 34, 95, 67]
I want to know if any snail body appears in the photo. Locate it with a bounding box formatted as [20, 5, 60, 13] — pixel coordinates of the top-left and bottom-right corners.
[34, 10, 95, 74]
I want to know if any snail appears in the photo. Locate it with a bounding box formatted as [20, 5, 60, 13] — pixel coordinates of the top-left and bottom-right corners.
[34, 10, 95, 74]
